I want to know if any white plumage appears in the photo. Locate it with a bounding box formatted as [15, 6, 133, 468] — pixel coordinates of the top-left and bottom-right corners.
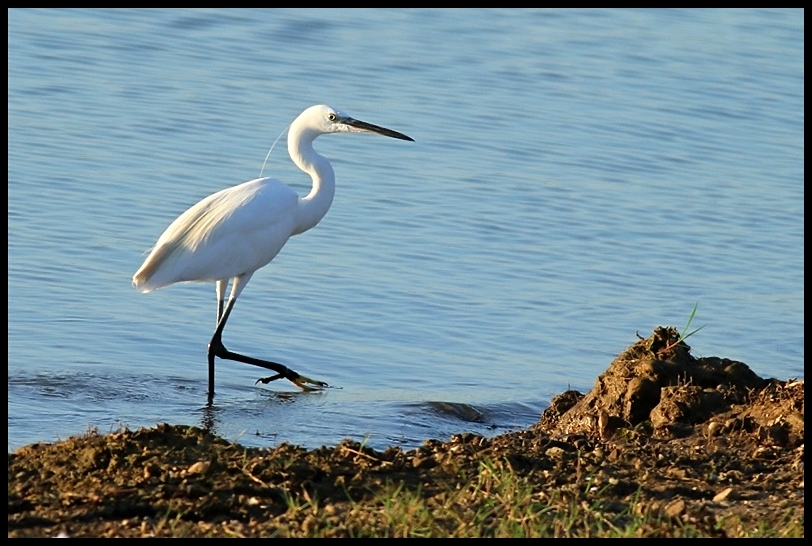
[133, 105, 413, 402]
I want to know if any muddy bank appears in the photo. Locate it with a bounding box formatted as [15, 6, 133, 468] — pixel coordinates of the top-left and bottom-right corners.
[8, 327, 804, 537]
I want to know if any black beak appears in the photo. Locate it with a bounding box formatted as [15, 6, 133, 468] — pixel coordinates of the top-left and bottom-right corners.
[345, 117, 414, 141]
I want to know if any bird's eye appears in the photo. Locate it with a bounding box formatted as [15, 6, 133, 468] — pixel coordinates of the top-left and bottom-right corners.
[327, 113, 337, 121]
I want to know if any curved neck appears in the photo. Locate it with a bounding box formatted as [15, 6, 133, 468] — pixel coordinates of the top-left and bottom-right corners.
[288, 129, 335, 235]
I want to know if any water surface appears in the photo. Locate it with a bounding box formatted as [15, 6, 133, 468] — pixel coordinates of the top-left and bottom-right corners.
[8, 8, 804, 452]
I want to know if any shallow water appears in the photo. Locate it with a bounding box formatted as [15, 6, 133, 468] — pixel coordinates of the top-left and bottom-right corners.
[8, 9, 804, 452]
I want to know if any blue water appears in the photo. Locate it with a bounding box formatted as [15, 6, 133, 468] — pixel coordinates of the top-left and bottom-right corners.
[8, 8, 804, 452]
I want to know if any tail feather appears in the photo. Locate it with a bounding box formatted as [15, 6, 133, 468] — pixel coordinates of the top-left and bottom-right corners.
[132, 244, 172, 293]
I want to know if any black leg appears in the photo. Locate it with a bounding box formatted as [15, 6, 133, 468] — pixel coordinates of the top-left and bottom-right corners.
[206, 297, 327, 403]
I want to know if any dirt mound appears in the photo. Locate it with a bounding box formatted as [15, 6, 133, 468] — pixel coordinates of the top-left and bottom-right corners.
[539, 326, 803, 446]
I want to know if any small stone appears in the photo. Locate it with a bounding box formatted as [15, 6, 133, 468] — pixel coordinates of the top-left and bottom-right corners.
[713, 487, 735, 503]
[665, 498, 685, 518]
[187, 461, 210, 475]
[545, 446, 566, 458]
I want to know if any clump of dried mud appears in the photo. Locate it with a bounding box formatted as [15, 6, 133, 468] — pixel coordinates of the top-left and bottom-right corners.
[8, 327, 804, 537]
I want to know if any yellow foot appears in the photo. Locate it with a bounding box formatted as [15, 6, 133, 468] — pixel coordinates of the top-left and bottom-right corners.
[290, 374, 329, 391]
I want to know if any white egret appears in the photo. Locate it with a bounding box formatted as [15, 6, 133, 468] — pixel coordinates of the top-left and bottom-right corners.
[132, 105, 413, 402]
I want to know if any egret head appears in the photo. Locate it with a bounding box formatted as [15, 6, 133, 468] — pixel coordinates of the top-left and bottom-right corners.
[294, 104, 414, 141]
